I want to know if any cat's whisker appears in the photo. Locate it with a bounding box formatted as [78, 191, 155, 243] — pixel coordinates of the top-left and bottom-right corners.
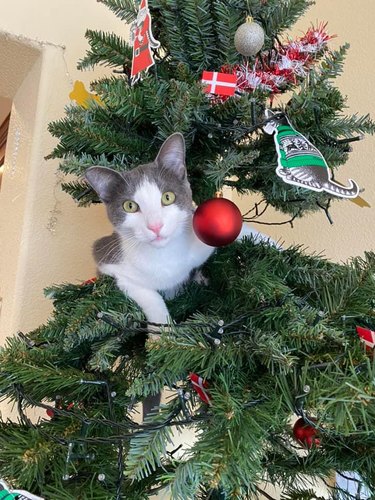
[179, 220, 193, 231]
[123, 242, 139, 254]
[99, 239, 120, 254]
[122, 236, 142, 254]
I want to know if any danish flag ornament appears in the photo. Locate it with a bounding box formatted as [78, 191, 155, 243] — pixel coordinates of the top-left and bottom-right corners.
[356, 326, 375, 350]
[130, 0, 160, 84]
[189, 373, 212, 404]
[201, 71, 237, 97]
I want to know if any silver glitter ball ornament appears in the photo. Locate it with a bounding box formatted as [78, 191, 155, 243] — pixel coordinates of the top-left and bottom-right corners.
[234, 17, 265, 57]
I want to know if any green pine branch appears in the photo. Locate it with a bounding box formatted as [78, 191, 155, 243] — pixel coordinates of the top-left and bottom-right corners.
[260, 0, 315, 40]
[125, 403, 177, 480]
[97, 0, 138, 23]
[77, 30, 131, 70]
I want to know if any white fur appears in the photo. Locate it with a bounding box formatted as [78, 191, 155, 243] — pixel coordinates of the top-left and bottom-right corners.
[99, 179, 276, 325]
[100, 180, 214, 324]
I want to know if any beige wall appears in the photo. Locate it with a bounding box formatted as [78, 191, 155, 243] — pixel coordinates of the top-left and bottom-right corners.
[235, 0, 375, 262]
[0, 1, 125, 340]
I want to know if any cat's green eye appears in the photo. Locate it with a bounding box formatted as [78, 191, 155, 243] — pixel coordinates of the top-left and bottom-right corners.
[161, 191, 176, 206]
[123, 200, 139, 213]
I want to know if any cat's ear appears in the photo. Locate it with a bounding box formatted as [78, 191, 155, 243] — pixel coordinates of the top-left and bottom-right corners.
[85, 166, 125, 203]
[155, 133, 186, 180]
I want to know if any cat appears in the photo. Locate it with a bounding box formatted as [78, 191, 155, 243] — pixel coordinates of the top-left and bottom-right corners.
[263, 110, 359, 198]
[85, 133, 216, 333]
[85, 132, 270, 417]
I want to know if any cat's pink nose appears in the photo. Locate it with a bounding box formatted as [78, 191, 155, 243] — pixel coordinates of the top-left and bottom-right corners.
[147, 222, 163, 235]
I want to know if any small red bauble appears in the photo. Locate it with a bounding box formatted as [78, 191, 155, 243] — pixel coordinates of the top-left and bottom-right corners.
[193, 198, 242, 247]
[293, 417, 320, 448]
[82, 277, 97, 286]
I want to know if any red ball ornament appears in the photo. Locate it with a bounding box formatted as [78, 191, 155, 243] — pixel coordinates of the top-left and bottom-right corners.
[293, 418, 320, 448]
[193, 198, 242, 247]
[46, 408, 55, 418]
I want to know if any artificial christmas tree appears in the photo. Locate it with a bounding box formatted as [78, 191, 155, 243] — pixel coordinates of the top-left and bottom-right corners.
[0, 1, 374, 499]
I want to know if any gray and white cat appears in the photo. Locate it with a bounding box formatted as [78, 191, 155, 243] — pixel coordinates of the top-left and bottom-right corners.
[85, 133, 265, 333]
[85, 133, 214, 330]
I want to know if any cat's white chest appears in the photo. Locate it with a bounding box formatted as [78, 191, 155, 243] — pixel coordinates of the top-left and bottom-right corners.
[100, 232, 212, 292]
[130, 237, 193, 289]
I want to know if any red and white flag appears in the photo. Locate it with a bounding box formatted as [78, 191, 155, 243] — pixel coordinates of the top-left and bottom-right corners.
[356, 326, 375, 350]
[189, 373, 212, 404]
[201, 71, 237, 96]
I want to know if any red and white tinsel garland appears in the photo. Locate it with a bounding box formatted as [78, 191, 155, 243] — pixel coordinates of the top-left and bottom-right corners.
[216, 23, 334, 100]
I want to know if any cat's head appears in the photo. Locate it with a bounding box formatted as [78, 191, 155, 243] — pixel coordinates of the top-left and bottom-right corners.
[85, 133, 192, 248]
[263, 109, 290, 134]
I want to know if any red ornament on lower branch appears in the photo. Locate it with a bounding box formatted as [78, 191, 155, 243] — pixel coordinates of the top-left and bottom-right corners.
[193, 198, 243, 247]
[82, 277, 97, 286]
[189, 373, 212, 405]
[293, 417, 320, 448]
[356, 325, 375, 351]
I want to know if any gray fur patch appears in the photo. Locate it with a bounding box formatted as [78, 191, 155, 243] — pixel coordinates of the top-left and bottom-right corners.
[93, 232, 123, 265]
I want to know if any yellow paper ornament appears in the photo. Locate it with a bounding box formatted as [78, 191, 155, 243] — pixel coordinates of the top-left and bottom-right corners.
[69, 81, 103, 109]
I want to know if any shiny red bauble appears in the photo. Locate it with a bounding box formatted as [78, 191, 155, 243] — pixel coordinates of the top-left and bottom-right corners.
[193, 198, 242, 247]
[46, 408, 55, 418]
[293, 418, 320, 448]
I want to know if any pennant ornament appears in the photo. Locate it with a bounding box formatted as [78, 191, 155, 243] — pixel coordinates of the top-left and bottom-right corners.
[189, 373, 212, 404]
[263, 110, 360, 198]
[201, 71, 237, 97]
[130, 0, 160, 84]
[356, 326, 375, 350]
